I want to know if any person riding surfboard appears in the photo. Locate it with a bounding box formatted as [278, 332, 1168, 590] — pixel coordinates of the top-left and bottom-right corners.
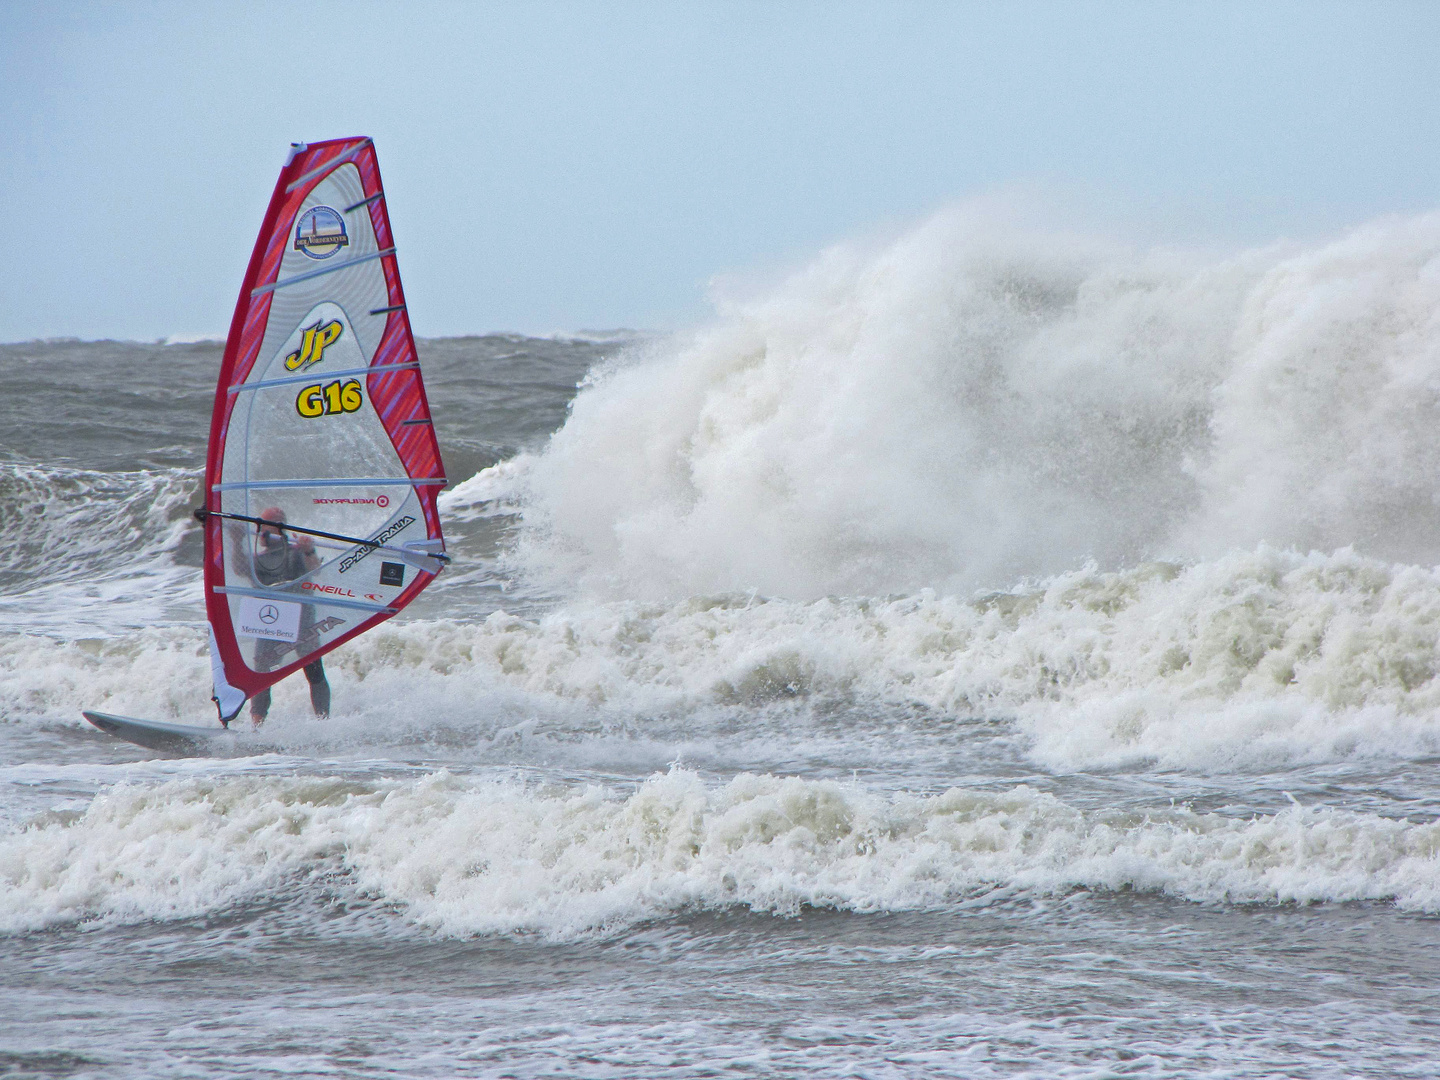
[84, 137, 448, 751]
[229, 506, 330, 725]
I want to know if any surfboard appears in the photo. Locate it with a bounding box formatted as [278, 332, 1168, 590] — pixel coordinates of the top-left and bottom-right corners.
[87, 137, 448, 745]
[81, 711, 268, 755]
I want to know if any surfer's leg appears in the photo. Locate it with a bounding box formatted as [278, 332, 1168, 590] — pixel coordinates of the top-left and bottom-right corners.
[250, 639, 279, 725]
[304, 659, 330, 718]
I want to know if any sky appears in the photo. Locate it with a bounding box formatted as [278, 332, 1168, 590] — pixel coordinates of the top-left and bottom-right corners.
[2, 1, 1439, 341]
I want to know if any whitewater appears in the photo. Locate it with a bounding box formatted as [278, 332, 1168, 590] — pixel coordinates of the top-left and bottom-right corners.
[7, 206, 1440, 1077]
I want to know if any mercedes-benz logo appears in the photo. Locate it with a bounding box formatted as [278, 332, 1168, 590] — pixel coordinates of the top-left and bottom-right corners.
[258, 604, 280, 624]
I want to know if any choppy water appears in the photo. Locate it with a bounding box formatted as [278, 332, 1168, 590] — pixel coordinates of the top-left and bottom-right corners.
[8, 207, 1440, 1077]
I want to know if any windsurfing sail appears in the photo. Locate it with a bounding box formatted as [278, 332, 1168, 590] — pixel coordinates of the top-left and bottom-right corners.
[199, 137, 447, 722]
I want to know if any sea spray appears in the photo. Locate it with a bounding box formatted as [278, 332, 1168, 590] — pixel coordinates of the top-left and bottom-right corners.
[515, 206, 1440, 599]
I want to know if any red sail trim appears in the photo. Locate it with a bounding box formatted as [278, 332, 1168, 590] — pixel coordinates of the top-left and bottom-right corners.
[357, 145, 447, 501]
[285, 139, 372, 193]
[203, 137, 445, 703]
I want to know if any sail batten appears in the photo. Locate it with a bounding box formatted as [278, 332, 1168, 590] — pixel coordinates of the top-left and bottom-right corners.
[201, 137, 447, 721]
[231, 362, 420, 393]
[250, 247, 395, 295]
[345, 192, 386, 213]
[285, 138, 373, 192]
[211, 477, 445, 491]
[214, 587, 398, 615]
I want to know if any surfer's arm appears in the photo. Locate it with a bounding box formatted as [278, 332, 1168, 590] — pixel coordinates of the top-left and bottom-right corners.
[296, 534, 320, 572]
[226, 524, 251, 575]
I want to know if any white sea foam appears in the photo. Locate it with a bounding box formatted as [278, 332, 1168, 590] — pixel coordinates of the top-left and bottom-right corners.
[361, 546, 1440, 769]
[436, 454, 536, 522]
[4, 768, 1439, 936]
[0, 627, 211, 722]
[8, 545, 1440, 771]
[515, 205, 1440, 599]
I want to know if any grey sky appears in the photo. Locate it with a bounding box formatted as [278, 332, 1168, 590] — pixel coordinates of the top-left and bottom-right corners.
[2, 1, 1438, 341]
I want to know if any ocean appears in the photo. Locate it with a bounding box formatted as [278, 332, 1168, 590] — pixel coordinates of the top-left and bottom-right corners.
[6, 206, 1440, 1077]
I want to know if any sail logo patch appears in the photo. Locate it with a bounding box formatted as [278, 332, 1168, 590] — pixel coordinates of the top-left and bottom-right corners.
[338, 516, 416, 573]
[236, 597, 301, 642]
[294, 206, 349, 260]
[379, 562, 405, 587]
[296, 379, 363, 418]
[301, 581, 356, 597]
[284, 320, 343, 371]
[313, 495, 388, 506]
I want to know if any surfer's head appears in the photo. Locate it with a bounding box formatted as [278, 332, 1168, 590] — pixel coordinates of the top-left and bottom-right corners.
[258, 506, 287, 537]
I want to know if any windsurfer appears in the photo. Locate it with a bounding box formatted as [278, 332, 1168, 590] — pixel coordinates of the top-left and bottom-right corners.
[230, 506, 331, 725]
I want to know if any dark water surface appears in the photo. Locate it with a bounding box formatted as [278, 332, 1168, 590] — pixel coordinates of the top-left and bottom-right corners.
[6, 897, 1439, 1079]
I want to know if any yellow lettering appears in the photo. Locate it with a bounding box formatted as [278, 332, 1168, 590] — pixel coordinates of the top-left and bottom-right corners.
[340, 379, 363, 412]
[316, 320, 342, 356]
[296, 384, 324, 417]
[283, 319, 343, 371]
[295, 378, 362, 419]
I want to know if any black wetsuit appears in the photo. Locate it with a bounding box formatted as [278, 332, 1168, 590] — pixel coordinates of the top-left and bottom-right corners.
[250, 535, 330, 721]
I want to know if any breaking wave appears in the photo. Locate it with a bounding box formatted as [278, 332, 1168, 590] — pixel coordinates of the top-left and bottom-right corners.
[512, 204, 1440, 598]
[10, 544, 1440, 772]
[0, 464, 200, 632]
[5, 768, 1440, 938]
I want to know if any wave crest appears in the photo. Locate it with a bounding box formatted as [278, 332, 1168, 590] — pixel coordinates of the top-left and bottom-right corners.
[517, 205, 1440, 598]
[7, 768, 1440, 937]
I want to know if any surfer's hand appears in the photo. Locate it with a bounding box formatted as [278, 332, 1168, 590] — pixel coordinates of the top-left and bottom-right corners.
[296, 535, 315, 555]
